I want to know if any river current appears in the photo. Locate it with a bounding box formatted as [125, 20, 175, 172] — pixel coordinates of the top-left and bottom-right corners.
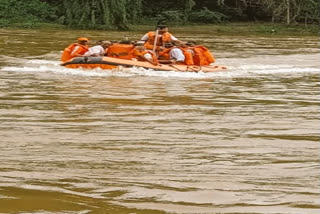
[0, 28, 319, 214]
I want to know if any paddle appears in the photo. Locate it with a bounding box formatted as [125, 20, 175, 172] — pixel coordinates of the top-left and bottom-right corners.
[153, 19, 166, 55]
[152, 27, 159, 54]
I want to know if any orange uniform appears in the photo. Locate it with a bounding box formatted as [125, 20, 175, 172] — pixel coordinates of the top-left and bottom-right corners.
[61, 43, 89, 62]
[193, 46, 215, 65]
[106, 43, 136, 60]
[159, 47, 194, 65]
[142, 31, 177, 51]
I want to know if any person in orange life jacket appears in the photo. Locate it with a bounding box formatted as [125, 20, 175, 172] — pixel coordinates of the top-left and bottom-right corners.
[132, 41, 159, 65]
[140, 25, 180, 51]
[180, 41, 195, 55]
[158, 42, 186, 65]
[60, 37, 89, 62]
[181, 41, 216, 66]
[84, 40, 111, 57]
[106, 40, 136, 59]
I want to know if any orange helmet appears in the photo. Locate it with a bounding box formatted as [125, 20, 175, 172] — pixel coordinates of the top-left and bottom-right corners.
[77, 37, 89, 42]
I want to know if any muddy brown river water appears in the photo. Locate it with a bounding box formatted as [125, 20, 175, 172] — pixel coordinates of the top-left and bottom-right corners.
[0, 27, 319, 214]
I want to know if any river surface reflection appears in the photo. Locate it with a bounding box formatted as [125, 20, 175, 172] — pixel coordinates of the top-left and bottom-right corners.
[0, 27, 319, 214]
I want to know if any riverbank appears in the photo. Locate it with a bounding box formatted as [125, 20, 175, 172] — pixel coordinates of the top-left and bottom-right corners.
[170, 22, 320, 36]
[1, 22, 319, 36]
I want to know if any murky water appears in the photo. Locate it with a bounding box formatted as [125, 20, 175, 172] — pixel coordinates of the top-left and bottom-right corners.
[0, 28, 319, 214]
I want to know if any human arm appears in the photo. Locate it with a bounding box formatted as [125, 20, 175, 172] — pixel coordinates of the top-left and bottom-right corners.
[70, 46, 88, 57]
[140, 34, 149, 41]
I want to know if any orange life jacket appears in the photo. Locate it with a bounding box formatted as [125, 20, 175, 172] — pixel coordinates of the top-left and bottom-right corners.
[158, 48, 171, 60]
[106, 43, 135, 60]
[194, 45, 215, 65]
[159, 47, 194, 65]
[188, 47, 206, 66]
[181, 48, 194, 65]
[144, 31, 174, 50]
[60, 43, 89, 62]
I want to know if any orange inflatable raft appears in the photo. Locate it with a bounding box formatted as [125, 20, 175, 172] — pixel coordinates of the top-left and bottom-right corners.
[61, 57, 227, 73]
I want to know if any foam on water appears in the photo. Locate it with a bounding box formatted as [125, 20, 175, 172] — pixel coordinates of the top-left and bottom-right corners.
[1, 53, 319, 79]
[20, 211, 90, 214]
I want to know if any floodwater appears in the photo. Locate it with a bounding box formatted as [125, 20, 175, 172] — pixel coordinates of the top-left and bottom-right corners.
[0, 27, 319, 214]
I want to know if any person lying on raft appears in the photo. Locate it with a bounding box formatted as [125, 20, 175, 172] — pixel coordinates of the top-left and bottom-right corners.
[105, 40, 158, 65]
[132, 41, 159, 66]
[84, 40, 111, 57]
[61, 37, 89, 62]
[106, 40, 135, 59]
[158, 42, 187, 65]
[157, 41, 216, 66]
[179, 41, 216, 66]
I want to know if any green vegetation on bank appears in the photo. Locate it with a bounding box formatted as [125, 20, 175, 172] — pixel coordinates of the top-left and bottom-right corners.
[1, 0, 319, 35]
[5, 22, 317, 37]
[130, 22, 319, 36]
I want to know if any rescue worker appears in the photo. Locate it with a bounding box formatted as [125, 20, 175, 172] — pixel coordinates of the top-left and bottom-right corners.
[181, 41, 216, 66]
[106, 40, 136, 59]
[158, 42, 186, 65]
[84, 40, 111, 57]
[132, 41, 159, 65]
[60, 37, 89, 62]
[140, 25, 181, 52]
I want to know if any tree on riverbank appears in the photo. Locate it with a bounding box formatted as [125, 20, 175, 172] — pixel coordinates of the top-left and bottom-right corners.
[0, 0, 56, 27]
[63, 0, 142, 30]
[0, 0, 319, 29]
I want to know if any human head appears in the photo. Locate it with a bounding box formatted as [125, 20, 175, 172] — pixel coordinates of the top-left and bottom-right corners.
[96, 40, 103, 45]
[119, 40, 132, 44]
[164, 42, 174, 48]
[172, 40, 183, 46]
[77, 37, 89, 45]
[157, 24, 166, 30]
[101, 41, 111, 48]
[158, 25, 168, 34]
[177, 41, 188, 48]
